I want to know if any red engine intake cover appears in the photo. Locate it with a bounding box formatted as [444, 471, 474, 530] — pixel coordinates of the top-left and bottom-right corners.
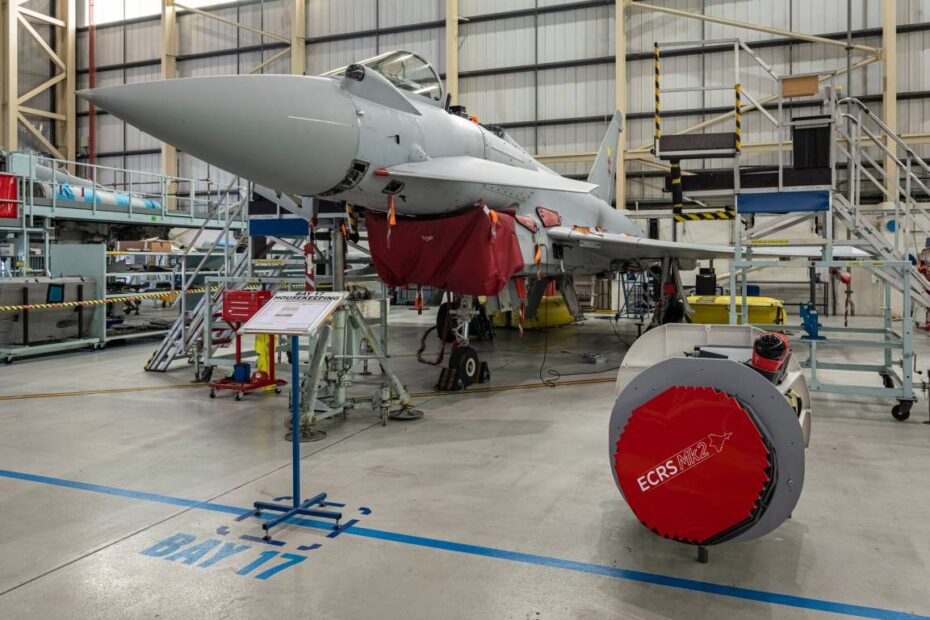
[614, 386, 772, 544]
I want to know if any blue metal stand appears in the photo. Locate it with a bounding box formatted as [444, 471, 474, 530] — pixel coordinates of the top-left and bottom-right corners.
[247, 335, 341, 540]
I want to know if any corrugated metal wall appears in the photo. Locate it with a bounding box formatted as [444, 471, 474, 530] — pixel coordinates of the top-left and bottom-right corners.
[69, 0, 930, 203]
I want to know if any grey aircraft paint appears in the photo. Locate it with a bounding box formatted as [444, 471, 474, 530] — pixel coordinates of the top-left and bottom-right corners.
[78, 50, 734, 282]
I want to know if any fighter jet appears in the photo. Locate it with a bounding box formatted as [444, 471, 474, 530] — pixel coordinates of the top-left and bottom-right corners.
[80, 51, 820, 555]
[79, 50, 736, 384]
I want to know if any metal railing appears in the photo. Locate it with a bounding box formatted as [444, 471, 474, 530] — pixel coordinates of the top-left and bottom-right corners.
[5, 150, 241, 223]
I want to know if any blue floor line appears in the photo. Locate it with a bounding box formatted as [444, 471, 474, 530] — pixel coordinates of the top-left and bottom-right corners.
[0, 468, 925, 620]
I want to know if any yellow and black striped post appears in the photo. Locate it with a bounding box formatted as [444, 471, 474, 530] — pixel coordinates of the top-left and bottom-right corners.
[345, 203, 360, 243]
[654, 42, 661, 151]
[670, 159, 683, 221]
[734, 83, 742, 154]
[674, 210, 737, 223]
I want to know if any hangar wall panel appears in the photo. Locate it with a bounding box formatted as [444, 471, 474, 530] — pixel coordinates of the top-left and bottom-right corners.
[460, 16, 536, 72]
[308, 0, 377, 37]
[379, 28, 445, 74]
[537, 64, 615, 121]
[67, 0, 930, 207]
[378, 0, 442, 30]
[309, 37, 379, 74]
[124, 22, 161, 63]
[461, 0, 535, 16]
[537, 5, 615, 64]
[460, 72, 536, 124]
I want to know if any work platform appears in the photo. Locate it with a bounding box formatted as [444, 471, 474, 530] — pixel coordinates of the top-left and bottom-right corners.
[651, 37, 930, 420]
[1, 151, 244, 231]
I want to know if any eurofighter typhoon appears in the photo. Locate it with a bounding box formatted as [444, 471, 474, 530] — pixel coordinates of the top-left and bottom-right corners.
[79, 51, 813, 556]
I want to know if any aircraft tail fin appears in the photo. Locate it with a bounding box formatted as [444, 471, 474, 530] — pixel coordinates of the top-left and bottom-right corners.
[587, 111, 623, 205]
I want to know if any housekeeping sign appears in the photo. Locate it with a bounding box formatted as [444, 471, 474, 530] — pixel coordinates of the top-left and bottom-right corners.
[241, 291, 348, 336]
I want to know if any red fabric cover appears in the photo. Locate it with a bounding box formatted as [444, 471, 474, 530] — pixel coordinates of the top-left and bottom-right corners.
[365, 208, 525, 296]
[0, 174, 18, 219]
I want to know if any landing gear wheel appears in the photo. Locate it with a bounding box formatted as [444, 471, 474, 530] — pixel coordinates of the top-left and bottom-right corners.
[436, 302, 458, 343]
[892, 401, 912, 421]
[450, 346, 480, 387]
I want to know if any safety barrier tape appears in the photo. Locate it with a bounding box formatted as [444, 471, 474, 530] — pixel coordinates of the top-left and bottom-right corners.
[0, 283, 279, 313]
[0, 287, 211, 313]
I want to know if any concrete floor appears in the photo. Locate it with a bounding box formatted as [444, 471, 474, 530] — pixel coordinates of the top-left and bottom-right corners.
[0, 311, 928, 619]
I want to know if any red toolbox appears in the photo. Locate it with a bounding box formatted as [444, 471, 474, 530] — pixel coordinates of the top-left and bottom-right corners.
[210, 289, 284, 400]
[222, 289, 272, 322]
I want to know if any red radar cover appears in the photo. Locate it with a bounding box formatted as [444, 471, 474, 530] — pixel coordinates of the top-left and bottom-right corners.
[365, 207, 524, 296]
[614, 386, 772, 544]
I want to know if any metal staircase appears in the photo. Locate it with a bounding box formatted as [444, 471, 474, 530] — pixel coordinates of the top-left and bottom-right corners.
[832, 97, 930, 309]
[145, 183, 316, 373]
[145, 184, 250, 372]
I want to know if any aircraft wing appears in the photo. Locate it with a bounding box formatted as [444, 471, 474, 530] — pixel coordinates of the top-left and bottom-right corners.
[547, 227, 736, 261]
[381, 156, 597, 194]
[547, 227, 873, 262]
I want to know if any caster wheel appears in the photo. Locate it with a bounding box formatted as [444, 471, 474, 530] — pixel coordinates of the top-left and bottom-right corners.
[880, 373, 894, 389]
[275, 387, 282, 394]
[449, 346, 480, 387]
[235, 392, 243, 401]
[209, 390, 216, 399]
[892, 403, 911, 421]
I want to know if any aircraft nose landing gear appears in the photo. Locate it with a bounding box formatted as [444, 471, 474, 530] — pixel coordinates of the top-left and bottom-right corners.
[450, 346, 480, 386]
[428, 295, 492, 392]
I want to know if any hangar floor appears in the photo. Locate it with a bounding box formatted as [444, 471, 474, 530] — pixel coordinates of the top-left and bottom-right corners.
[0, 312, 928, 619]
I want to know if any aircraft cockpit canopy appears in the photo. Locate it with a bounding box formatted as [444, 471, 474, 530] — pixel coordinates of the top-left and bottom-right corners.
[325, 51, 444, 103]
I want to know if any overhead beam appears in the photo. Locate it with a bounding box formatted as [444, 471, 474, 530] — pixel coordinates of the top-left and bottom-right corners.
[174, 1, 290, 45]
[249, 47, 290, 74]
[17, 112, 64, 159]
[17, 72, 66, 105]
[291, 0, 305, 75]
[1, 0, 17, 150]
[18, 13, 65, 70]
[17, 6, 64, 28]
[883, 0, 897, 194]
[615, 0, 626, 207]
[162, 0, 178, 194]
[58, 0, 76, 164]
[627, 0, 879, 54]
[20, 105, 66, 121]
[445, 0, 459, 104]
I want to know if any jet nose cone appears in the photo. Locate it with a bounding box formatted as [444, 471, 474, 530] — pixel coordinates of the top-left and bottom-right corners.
[78, 75, 360, 196]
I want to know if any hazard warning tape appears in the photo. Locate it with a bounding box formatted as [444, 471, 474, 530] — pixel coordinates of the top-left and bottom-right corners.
[674, 210, 736, 222]
[0, 282, 319, 313]
[0, 286, 217, 313]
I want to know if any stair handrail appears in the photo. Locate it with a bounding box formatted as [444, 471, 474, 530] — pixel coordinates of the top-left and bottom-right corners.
[838, 97, 930, 179]
[171, 177, 243, 277]
[836, 112, 930, 247]
[174, 191, 248, 306]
